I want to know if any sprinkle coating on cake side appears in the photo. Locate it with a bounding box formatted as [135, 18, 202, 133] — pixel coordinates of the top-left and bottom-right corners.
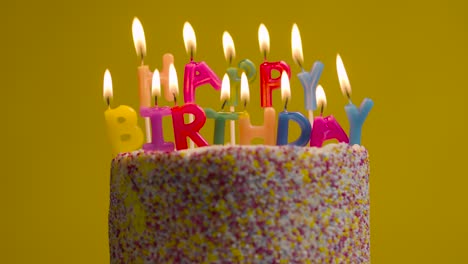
[109, 143, 370, 263]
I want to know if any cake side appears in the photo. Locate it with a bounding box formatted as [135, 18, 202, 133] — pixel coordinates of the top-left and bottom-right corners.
[109, 143, 370, 263]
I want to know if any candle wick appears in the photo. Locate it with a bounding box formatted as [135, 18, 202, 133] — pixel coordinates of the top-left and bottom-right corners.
[243, 100, 247, 110]
[106, 97, 111, 108]
[173, 93, 177, 106]
[155, 96, 158, 106]
[229, 56, 233, 66]
[263, 51, 267, 61]
[221, 100, 227, 111]
[320, 105, 324, 117]
[190, 49, 194, 62]
[346, 90, 353, 104]
[140, 52, 144, 66]
[284, 97, 289, 111]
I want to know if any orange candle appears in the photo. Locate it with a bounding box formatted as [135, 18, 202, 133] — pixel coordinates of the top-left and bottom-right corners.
[238, 72, 276, 145]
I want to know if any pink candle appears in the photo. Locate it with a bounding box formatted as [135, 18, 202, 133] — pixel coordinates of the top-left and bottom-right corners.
[171, 103, 209, 150]
[310, 85, 349, 147]
[183, 22, 221, 104]
[140, 106, 174, 151]
[258, 23, 291, 108]
[183, 61, 221, 103]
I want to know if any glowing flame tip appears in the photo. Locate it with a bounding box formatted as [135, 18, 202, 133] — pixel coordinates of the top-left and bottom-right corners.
[132, 17, 146, 58]
[291, 23, 304, 66]
[336, 54, 352, 97]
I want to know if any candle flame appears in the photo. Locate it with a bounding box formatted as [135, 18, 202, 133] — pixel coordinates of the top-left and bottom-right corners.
[183, 22, 197, 58]
[258, 24, 270, 58]
[152, 69, 161, 97]
[316, 84, 327, 110]
[336, 54, 352, 97]
[222, 31, 236, 63]
[240, 72, 249, 104]
[280, 70, 291, 102]
[103, 69, 113, 103]
[220, 73, 230, 102]
[169, 64, 179, 96]
[291, 24, 304, 67]
[132, 17, 146, 58]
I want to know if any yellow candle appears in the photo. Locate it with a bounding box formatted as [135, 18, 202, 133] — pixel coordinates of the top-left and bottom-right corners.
[239, 108, 276, 145]
[103, 70, 144, 157]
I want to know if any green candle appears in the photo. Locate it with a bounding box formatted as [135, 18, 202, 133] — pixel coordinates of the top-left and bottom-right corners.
[204, 108, 238, 145]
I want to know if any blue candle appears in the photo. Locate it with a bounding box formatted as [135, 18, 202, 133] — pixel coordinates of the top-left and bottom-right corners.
[336, 54, 374, 145]
[276, 111, 311, 146]
[345, 98, 374, 145]
[297, 62, 324, 111]
[276, 70, 311, 146]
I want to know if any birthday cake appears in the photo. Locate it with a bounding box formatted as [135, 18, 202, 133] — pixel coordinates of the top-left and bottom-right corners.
[108, 143, 370, 263]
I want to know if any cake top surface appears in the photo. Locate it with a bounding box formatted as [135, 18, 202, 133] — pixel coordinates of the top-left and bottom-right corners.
[114, 143, 367, 161]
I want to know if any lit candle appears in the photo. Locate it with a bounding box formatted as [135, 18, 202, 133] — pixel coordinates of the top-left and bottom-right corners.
[140, 69, 175, 151]
[170, 63, 209, 150]
[276, 71, 311, 146]
[131, 17, 152, 143]
[132, 18, 175, 104]
[223, 31, 256, 144]
[336, 54, 374, 145]
[223, 31, 256, 106]
[183, 22, 221, 104]
[238, 73, 276, 145]
[103, 69, 144, 156]
[310, 85, 349, 147]
[291, 23, 324, 125]
[205, 74, 238, 145]
[258, 24, 291, 107]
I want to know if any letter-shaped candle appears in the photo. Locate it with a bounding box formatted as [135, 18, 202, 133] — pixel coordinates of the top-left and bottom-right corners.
[183, 22, 221, 104]
[223, 31, 257, 106]
[139, 71, 174, 151]
[336, 54, 374, 145]
[103, 70, 144, 156]
[205, 108, 238, 145]
[204, 74, 238, 145]
[310, 85, 349, 147]
[172, 104, 209, 150]
[258, 24, 291, 107]
[132, 18, 174, 107]
[276, 72, 311, 146]
[238, 72, 276, 145]
[291, 24, 324, 124]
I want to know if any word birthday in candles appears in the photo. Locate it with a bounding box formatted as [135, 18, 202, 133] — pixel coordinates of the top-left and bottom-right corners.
[102, 18, 373, 156]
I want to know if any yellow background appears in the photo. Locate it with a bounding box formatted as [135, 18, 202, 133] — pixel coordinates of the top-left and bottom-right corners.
[2, 0, 467, 263]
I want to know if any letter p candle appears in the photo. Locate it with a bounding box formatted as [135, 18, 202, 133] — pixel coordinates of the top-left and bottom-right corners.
[258, 24, 291, 108]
